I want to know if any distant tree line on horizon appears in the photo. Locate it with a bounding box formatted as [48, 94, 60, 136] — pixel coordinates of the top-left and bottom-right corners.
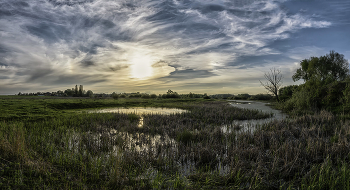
[17, 85, 93, 97]
[17, 86, 275, 101]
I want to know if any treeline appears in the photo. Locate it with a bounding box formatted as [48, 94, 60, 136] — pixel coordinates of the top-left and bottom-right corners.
[110, 90, 211, 99]
[18, 85, 94, 97]
[111, 90, 273, 100]
[17, 86, 274, 101]
[276, 51, 350, 115]
[225, 93, 273, 100]
[17, 87, 212, 99]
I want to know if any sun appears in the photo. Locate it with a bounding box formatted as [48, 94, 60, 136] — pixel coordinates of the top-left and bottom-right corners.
[129, 52, 154, 79]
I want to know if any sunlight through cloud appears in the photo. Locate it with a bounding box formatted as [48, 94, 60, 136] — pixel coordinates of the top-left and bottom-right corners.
[0, 0, 348, 94]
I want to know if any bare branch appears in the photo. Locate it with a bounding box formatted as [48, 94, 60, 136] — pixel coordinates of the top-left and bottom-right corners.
[260, 68, 283, 102]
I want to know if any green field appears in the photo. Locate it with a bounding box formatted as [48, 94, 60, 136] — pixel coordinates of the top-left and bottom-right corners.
[1, 97, 350, 189]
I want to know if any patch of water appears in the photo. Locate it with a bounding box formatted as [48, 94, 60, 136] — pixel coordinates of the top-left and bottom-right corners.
[223, 100, 287, 133]
[109, 129, 177, 153]
[89, 107, 188, 128]
[89, 107, 188, 115]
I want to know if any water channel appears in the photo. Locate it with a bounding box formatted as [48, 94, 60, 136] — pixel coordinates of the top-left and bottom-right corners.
[223, 100, 287, 133]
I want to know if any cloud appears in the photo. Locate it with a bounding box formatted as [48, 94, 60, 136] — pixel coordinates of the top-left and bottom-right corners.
[0, 0, 335, 94]
[162, 69, 218, 80]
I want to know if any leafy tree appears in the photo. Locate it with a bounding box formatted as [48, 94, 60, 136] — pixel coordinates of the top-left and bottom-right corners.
[234, 94, 251, 100]
[141, 94, 150, 99]
[203, 93, 211, 99]
[284, 51, 349, 113]
[86, 90, 93, 98]
[167, 89, 174, 95]
[249, 94, 272, 100]
[260, 68, 283, 102]
[293, 50, 349, 82]
[341, 79, 350, 113]
[74, 85, 78, 97]
[64, 89, 74, 96]
[79, 87, 83, 97]
[279, 85, 299, 102]
[163, 89, 180, 98]
[111, 92, 119, 100]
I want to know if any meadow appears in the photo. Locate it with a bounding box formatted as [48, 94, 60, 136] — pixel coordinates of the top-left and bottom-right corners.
[1, 96, 350, 189]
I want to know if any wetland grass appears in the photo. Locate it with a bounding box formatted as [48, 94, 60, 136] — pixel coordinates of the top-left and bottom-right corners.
[1, 98, 350, 189]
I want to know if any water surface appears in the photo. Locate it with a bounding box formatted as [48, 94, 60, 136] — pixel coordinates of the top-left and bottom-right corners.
[89, 107, 188, 115]
[90, 107, 188, 128]
[223, 100, 287, 133]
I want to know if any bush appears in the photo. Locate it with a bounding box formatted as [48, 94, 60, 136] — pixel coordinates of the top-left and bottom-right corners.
[283, 87, 314, 114]
[141, 94, 150, 99]
[249, 94, 272, 100]
[162, 90, 180, 99]
[342, 81, 350, 112]
[279, 85, 298, 102]
[234, 94, 250, 100]
[111, 93, 119, 100]
[203, 96, 211, 99]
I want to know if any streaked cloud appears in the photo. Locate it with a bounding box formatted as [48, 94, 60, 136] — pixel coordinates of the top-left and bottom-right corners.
[0, 0, 347, 94]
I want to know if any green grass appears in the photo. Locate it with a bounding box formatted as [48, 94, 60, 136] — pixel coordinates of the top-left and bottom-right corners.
[1, 97, 350, 189]
[0, 97, 214, 122]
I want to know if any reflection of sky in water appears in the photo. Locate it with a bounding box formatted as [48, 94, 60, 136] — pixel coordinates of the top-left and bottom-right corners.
[223, 100, 287, 133]
[110, 130, 177, 153]
[89, 107, 188, 115]
[90, 107, 188, 128]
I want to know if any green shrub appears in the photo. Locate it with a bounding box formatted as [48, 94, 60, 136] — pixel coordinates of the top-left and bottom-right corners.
[111, 92, 119, 100]
[249, 94, 272, 100]
[283, 89, 312, 112]
[141, 94, 150, 99]
[233, 94, 250, 100]
[279, 85, 298, 102]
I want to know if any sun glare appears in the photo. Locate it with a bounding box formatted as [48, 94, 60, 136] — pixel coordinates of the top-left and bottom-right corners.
[129, 52, 154, 79]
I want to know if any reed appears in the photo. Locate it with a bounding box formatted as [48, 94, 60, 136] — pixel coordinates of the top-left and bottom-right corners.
[1, 98, 349, 189]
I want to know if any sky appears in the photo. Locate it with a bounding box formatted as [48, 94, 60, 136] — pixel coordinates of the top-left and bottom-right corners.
[0, 0, 350, 95]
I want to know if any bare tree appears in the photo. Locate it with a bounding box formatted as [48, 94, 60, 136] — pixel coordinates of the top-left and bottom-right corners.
[260, 68, 283, 102]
